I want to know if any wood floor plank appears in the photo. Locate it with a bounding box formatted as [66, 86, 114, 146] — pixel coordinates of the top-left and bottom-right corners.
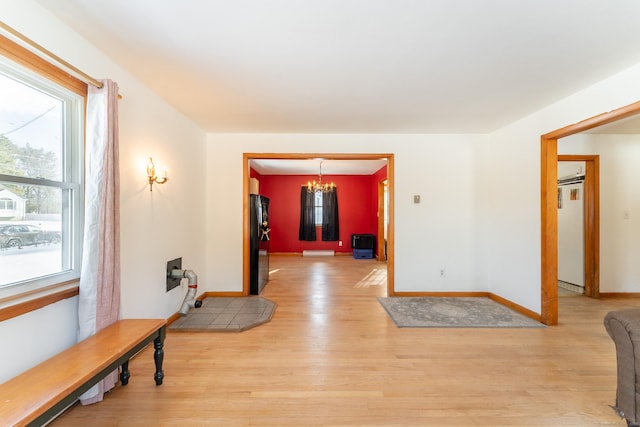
[52, 255, 632, 426]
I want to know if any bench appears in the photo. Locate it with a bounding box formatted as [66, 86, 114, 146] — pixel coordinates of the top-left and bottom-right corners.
[0, 318, 166, 427]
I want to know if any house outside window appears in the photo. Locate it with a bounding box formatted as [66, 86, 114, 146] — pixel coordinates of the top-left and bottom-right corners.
[0, 50, 84, 298]
[0, 193, 19, 216]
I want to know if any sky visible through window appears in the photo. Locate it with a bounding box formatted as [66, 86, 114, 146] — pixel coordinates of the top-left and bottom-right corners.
[0, 71, 65, 287]
[0, 72, 63, 179]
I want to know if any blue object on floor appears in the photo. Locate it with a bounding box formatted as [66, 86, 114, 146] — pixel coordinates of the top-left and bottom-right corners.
[353, 248, 373, 259]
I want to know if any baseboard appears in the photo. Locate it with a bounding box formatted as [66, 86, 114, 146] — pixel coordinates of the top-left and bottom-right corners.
[270, 251, 352, 256]
[302, 250, 335, 256]
[204, 291, 244, 297]
[488, 293, 541, 322]
[167, 291, 244, 326]
[391, 291, 489, 297]
[600, 293, 640, 298]
[166, 312, 181, 326]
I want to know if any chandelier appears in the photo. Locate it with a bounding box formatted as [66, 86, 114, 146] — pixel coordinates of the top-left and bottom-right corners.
[306, 161, 335, 193]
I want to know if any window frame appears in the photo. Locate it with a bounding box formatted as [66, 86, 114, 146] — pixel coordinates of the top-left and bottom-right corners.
[0, 197, 16, 210]
[0, 34, 86, 319]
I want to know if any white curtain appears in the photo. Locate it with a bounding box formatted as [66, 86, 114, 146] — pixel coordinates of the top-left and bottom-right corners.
[78, 79, 121, 405]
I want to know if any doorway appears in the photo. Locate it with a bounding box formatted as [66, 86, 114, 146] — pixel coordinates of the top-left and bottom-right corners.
[540, 100, 640, 325]
[377, 179, 388, 262]
[242, 152, 395, 297]
[557, 156, 599, 298]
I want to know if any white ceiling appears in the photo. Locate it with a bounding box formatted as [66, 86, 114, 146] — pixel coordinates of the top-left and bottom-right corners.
[34, 0, 640, 135]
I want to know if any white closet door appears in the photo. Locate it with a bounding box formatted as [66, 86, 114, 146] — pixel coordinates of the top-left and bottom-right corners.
[558, 182, 584, 286]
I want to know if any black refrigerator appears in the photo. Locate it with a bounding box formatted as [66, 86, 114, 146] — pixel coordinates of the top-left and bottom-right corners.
[249, 194, 270, 294]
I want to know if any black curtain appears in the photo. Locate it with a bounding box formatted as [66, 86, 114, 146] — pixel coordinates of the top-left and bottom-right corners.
[322, 188, 339, 241]
[298, 187, 316, 241]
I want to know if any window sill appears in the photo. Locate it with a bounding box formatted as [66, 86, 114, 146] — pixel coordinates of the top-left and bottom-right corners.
[0, 281, 79, 322]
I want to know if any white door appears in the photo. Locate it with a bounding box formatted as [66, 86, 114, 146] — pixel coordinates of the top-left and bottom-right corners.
[557, 180, 585, 287]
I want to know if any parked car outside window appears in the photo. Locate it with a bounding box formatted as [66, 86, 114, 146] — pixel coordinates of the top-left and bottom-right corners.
[0, 224, 61, 249]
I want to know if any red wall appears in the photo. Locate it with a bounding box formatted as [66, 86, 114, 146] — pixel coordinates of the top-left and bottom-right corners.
[252, 171, 384, 253]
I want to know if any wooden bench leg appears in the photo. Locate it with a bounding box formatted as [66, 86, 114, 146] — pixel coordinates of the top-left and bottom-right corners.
[153, 326, 166, 385]
[120, 360, 131, 385]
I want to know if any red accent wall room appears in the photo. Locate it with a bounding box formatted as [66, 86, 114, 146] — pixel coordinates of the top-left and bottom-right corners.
[251, 166, 387, 255]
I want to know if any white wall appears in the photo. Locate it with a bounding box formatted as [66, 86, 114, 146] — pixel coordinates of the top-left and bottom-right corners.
[482, 62, 640, 313]
[560, 133, 640, 292]
[597, 135, 640, 292]
[0, 296, 77, 383]
[477, 123, 543, 312]
[205, 134, 485, 293]
[0, 0, 207, 382]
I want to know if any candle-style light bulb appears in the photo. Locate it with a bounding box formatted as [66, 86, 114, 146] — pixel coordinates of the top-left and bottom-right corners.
[147, 157, 155, 177]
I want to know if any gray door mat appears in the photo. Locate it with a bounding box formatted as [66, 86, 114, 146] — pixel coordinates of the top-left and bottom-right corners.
[169, 296, 276, 332]
[377, 297, 545, 328]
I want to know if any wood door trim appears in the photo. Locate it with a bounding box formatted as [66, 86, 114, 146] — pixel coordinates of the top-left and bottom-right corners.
[543, 101, 640, 140]
[541, 101, 640, 325]
[558, 155, 599, 298]
[243, 153, 395, 296]
[377, 180, 386, 262]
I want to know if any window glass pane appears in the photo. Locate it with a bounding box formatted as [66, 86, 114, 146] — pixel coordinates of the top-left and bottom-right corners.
[0, 72, 63, 181]
[0, 197, 15, 210]
[0, 52, 82, 297]
[0, 183, 66, 287]
[314, 191, 323, 225]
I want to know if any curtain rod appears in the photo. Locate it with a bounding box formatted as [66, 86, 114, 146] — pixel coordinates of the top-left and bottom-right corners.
[0, 20, 105, 90]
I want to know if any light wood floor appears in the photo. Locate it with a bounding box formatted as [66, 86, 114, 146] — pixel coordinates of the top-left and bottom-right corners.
[53, 255, 635, 426]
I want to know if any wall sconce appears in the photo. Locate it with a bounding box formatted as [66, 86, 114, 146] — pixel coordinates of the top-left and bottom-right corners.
[147, 157, 168, 191]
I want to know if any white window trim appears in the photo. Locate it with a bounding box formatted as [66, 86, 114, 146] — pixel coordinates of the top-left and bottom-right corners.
[0, 54, 84, 302]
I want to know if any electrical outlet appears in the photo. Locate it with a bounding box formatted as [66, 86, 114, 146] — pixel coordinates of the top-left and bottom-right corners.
[339, 241, 343, 246]
[440, 269, 445, 277]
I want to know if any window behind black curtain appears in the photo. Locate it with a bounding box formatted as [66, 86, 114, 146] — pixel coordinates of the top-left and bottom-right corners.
[322, 188, 339, 241]
[298, 187, 316, 241]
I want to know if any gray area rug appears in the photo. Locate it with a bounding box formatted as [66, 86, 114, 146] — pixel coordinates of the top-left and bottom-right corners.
[377, 297, 545, 328]
[169, 297, 276, 332]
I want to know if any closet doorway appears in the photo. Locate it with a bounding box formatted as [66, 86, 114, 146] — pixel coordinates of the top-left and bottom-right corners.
[557, 156, 599, 298]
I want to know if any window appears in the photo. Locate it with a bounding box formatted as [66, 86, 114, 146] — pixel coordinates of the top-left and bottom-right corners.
[0, 42, 85, 299]
[314, 191, 323, 226]
[0, 197, 15, 210]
